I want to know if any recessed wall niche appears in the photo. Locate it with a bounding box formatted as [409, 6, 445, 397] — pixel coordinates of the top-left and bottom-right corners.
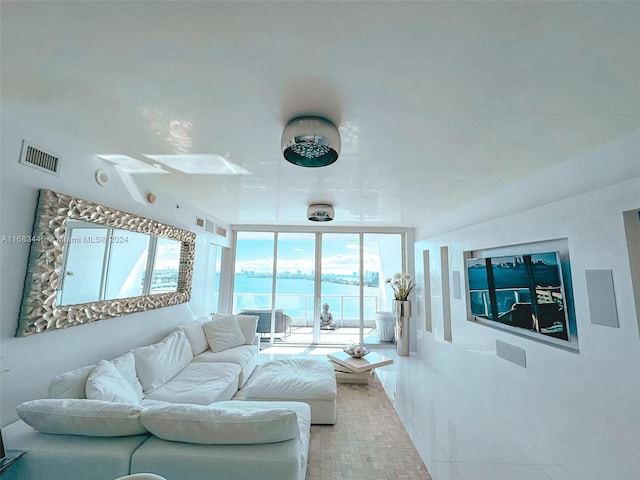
[464, 238, 578, 351]
[423, 249, 432, 332]
[441, 246, 452, 343]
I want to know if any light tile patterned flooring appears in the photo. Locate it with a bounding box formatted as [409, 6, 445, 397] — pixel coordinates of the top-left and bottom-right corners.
[306, 377, 430, 480]
[259, 346, 428, 479]
[260, 346, 431, 480]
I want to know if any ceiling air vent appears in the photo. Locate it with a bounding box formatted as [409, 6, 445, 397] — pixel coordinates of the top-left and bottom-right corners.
[19, 141, 61, 176]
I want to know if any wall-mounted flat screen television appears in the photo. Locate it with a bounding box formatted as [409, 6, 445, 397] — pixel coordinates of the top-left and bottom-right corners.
[467, 251, 570, 342]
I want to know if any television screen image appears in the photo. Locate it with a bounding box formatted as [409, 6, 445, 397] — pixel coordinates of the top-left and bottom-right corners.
[467, 251, 569, 341]
[0, 428, 5, 462]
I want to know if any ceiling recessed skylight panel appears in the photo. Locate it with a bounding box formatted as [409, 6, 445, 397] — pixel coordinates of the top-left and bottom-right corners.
[142, 154, 251, 175]
[97, 154, 169, 174]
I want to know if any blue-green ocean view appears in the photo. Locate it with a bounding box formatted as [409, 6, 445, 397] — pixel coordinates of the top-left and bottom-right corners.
[231, 274, 386, 321]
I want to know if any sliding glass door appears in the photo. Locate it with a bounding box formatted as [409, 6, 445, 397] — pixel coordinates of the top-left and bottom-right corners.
[274, 233, 316, 340]
[233, 231, 275, 327]
[231, 228, 407, 345]
[319, 233, 362, 344]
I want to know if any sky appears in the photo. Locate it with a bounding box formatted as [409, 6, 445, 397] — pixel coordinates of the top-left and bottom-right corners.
[234, 234, 399, 276]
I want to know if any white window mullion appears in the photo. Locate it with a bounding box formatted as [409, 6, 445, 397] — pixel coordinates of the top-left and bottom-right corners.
[98, 228, 113, 301]
[359, 232, 364, 344]
[270, 232, 279, 343]
[313, 232, 322, 344]
[141, 235, 157, 295]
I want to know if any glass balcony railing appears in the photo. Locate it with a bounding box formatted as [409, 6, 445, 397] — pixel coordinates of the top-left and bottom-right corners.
[233, 292, 382, 327]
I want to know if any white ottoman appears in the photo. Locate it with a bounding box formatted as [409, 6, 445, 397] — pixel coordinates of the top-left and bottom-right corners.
[237, 358, 337, 424]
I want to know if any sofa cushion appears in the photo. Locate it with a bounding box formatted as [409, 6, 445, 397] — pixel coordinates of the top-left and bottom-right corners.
[4, 418, 149, 480]
[48, 364, 95, 399]
[143, 362, 241, 405]
[16, 399, 146, 436]
[175, 318, 209, 356]
[140, 401, 299, 444]
[243, 358, 337, 401]
[110, 351, 145, 401]
[193, 344, 257, 366]
[213, 314, 258, 345]
[237, 315, 259, 344]
[132, 330, 193, 394]
[203, 316, 246, 352]
[192, 344, 259, 388]
[85, 360, 141, 404]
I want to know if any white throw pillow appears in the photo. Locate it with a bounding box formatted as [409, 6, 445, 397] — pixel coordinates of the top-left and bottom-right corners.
[110, 352, 144, 401]
[85, 359, 140, 404]
[139, 401, 298, 444]
[203, 316, 246, 352]
[48, 364, 95, 399]
[237, 315, 259, 344]
[132, 330, 193, 394]
[16, 398, 147, 437]
[213, 314, 258, 345]
[175, 320, 208, 356]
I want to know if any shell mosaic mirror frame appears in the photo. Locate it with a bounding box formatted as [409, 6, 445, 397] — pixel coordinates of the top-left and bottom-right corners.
[16, 189, 196, 337]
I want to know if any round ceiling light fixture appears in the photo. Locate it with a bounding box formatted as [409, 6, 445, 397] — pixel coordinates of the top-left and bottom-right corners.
[281, 116, 340, 167]
[307, 203, 335, 222]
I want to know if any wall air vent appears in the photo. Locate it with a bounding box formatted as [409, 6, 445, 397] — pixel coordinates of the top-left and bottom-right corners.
[195, 217, 205, 228]
[19, 141, 61, 176]
[205, 220, 216, 234]
[216, 226, 227, 238]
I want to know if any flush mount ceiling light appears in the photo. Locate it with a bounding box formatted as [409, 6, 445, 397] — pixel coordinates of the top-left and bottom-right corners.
[307, 203, 335, 222]
[281, 116, 341, 167]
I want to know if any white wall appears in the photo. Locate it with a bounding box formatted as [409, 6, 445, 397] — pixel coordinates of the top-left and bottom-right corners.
[407, 130, 640, 479]
[0, 103, 227, 424]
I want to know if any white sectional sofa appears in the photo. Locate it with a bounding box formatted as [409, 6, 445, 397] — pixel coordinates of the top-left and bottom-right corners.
[3, 314, 312, 480]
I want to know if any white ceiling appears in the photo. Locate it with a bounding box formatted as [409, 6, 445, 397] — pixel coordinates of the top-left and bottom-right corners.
[2, 1, 639, 227]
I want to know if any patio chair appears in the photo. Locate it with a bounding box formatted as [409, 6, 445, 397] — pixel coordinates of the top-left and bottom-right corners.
[239, 308, 292, 339]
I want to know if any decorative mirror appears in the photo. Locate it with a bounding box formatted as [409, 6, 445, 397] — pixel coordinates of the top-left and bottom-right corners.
[16, 189, 196, 337]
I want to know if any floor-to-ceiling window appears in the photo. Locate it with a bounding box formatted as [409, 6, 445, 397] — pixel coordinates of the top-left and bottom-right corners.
[230, 228, 409, 345]
[274, 232, 316, 333]
[233, 231, 275, 313]
[320, 233, 363, 344]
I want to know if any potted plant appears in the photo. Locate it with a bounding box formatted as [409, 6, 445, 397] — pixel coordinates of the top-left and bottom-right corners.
[386, 273, 415, 356]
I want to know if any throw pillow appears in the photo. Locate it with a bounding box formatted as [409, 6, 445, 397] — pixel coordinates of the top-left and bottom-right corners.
[16, 398, 147, 436]
[47, 364, 95, 399]
[139, 401, 298, 444]
[175, 319, 209, 355]
[203, 316, 246, 352]
[132, 330, 193, 394]
[110, 351, 144, 401]
[85, 359, 140, 404]
[213, 314, 258, 345]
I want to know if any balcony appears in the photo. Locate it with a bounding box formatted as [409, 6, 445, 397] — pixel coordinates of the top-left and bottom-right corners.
[233, 292, 395, 346]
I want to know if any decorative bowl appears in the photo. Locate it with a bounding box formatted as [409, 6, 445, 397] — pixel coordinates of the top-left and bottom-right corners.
[343, 343, 370, 358]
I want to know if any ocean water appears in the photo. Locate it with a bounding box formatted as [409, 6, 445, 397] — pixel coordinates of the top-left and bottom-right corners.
[231, 274, 384, 320]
